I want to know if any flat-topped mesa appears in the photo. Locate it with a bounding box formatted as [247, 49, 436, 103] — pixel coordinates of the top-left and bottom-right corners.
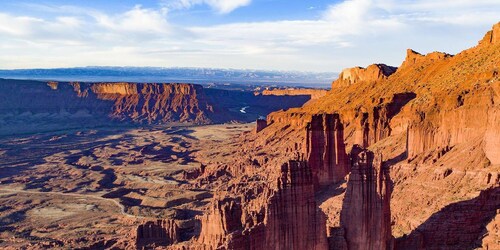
[135, 220, 180, 248]
[90, 82, 139, 96]
[332, 64, 397, 88]
[261, 88, 328, 100]
[306, 114, 349, 188]
[339, 145, 393, 250]
[400, 49, 452, 68]
[479, 22, 500, 45]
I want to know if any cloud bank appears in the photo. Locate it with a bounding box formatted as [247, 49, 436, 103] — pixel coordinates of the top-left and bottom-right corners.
[0, 0, 498, 71]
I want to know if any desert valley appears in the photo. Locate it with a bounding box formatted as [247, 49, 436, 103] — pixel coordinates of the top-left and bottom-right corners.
[0, 21, 498, 250]
[0, 0, 500, 249]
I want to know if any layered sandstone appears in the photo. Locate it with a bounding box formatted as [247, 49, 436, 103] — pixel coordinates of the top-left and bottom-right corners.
[112, 22, 500, 250]
[261, 88, 328, 100]
[264, 161, 328, 250]
[193, 21, 500, 250]
[0, 80, 310, 135]
[340, 146, 392, 250]
[197, 197, 244, 249]
[332, 64, 397, 88]
[306, 114, 348, 187]
[195, 161, 328, 250]
[135, 219, 179, 248]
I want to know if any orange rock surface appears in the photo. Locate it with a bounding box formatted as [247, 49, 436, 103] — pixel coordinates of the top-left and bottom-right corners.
[159, 21, 500, 250]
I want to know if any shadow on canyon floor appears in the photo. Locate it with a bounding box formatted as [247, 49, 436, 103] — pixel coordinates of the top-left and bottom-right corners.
[395, 186, 500, 250]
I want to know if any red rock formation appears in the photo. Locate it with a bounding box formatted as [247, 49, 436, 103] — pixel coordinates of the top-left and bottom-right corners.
[306, 114, 348, 187]
[264, 161, 328, 250]
[400, 50, 452, 68]
[255, 119, 267, 133]
[260, 88, 328, 100]
[135, 219, 179, 248]
[480, 22, 500, 45]
[340, 146, 393, 250]
[332, 64, 397, 88]
[197, 197, 244, 249]
[196, 161, 328, 250]
[104, 83, 213, 124]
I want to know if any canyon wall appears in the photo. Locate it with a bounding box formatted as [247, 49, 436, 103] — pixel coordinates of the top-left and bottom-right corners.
[332, 64, 397, 88]
[340, 146, 393, 250]
[0, 79, 310, 135]
[306, 114, 348, 187]
[195, 161, 328, 250]
[260, 88, 328, 100]
[135, 219, 179, 248]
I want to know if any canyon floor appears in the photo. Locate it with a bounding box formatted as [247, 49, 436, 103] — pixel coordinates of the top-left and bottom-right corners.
[0, 123, 253, 249]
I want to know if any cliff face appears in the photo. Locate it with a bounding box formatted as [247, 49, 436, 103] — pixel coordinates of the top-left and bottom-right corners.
[340, 146, 392, 250]
[135, 220, 179, 248]
[332, 64, 397, 88]
[180, 21, 500, 250]
[306, 114, 348, 187]
[260, 88, 328, 100]
[0, 80, 310, 135]
[264, 161, 328, 250]
[195, 161, 328, 250]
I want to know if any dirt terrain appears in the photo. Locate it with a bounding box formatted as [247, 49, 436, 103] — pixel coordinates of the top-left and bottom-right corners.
[1, 21, 499, 250]
[0, 124, 253, 249]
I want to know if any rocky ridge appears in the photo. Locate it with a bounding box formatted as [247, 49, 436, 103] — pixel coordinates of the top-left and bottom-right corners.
[135, 22, 500, 250]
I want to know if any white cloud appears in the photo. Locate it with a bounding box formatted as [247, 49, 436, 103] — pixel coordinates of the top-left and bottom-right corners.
[92, 5, 169, 34]
[0, 0, 499, 72]
[166, 0, 251, 14]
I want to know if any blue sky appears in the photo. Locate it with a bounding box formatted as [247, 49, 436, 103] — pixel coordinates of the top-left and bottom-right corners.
[0, 0, 499, 72]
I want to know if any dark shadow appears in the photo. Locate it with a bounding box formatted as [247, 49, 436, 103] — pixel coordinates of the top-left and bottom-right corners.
[384, 150, 408, 168]
[97, 169, 117, 189]
[386, 92, 417, 118]
[395, 187, 500, 250]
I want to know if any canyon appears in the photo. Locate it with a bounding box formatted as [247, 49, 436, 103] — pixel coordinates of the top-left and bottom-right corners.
[134, 21, 499, 250]
[0, 22, 499, 250]
[0, 80, 310, 135]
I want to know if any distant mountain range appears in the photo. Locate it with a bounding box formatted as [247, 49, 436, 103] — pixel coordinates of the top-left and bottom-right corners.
[0, 66, 337, 87]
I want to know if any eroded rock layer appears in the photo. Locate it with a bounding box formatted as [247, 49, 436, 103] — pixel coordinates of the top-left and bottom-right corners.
[177, 22, 500, 250]
[306, 114, 348, 187]
[340, 146, 392, 250]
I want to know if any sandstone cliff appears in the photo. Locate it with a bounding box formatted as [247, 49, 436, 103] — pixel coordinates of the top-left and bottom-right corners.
[306, 114, 348, 187]
[260, 88, 328, 100]
[332, 64, 397, 88]
[0, 80, 310, 135]
[340, 146, 392, 250]
[135, 219, 179, 248]
[124, 22, 500, 250]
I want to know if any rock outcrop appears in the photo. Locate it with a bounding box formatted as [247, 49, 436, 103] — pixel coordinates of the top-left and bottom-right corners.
[480, 22, 500, 45]
[332, 64, 397, 88]
[306, 114, 348, 187]
[264, 161, 328, 250]
[197, 197, 245, 249]
[255, 119, 267, 133]
[0, 80, 311, 135]
[196, 161, 328, 250]
[340, 146, 393, 250]
[260, 88, 328, 100]
[135, 219, 180, 248]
